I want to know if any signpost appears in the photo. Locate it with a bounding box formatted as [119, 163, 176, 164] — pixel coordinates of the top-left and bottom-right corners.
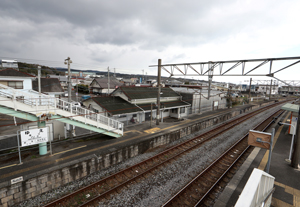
[16, 127, 49, 164]
[248, 129, 275, 173]
[20, 128, 48, 147]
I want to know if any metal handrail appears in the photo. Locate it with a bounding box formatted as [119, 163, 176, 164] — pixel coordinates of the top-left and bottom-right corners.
[0, 83, 123, 135]
[261, 187, 275, 207]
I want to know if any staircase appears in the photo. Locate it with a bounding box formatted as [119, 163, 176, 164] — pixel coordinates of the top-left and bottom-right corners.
[0, 84, 123, 138]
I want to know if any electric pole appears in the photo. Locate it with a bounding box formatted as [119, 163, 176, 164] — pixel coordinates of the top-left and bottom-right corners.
[249, 78, 252, 101]
[38, 65, 41, 105]
[156, 59, 161, 125]
[108, 67, 110, 95]
[64, 57, 73, 138]
[269, 79, 273, 100]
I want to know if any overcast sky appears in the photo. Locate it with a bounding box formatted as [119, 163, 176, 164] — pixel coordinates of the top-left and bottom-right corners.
[1, 0, 300, 84]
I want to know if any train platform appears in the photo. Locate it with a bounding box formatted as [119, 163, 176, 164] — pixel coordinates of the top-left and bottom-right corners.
[214, 110, 300, 207]
[0, 103, 262, 184]
[0, 99, 292, 207]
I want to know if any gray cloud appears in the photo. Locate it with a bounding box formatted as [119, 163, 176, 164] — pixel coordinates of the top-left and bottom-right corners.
[0, 0, 299, 74]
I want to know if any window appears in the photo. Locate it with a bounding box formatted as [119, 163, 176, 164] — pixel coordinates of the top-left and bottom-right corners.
[171, 108, 177, 113]
[8, 81, 23, 89]
[180, 108, 185, 113]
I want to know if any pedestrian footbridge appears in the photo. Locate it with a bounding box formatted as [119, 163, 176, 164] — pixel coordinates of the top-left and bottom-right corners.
[0, 84, 123, 138]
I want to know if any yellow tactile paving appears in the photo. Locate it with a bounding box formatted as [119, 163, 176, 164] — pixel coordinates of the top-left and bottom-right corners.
[124, 130, 143, 134]
[144, 127, 161, 134]
[273, 181, 300, 207]
[257, 112, 300, 207]
[258, 112, 290, 171]
[272, 198, 293, 207]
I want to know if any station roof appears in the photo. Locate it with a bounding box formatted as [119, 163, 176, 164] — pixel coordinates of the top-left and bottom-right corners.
[281, 103, 299, 113]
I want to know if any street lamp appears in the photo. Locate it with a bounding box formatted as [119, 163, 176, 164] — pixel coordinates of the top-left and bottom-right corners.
[278, 122, 296, 162]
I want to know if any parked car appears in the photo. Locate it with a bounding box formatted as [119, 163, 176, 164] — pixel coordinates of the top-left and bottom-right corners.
[71, 102, 81, 109]
[81, 95, 91, 101]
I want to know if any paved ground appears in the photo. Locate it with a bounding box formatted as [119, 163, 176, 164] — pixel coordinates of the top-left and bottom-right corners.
[214, 110, 300, 207]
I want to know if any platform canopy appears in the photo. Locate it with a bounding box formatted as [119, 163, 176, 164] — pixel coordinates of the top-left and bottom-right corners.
[281, 103, 299, 113]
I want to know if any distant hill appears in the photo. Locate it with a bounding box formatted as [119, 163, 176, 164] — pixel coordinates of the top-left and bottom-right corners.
[17, 62, 203, 84]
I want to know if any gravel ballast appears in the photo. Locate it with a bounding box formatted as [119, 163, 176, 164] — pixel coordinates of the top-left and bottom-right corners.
[17, 106, 281, 207]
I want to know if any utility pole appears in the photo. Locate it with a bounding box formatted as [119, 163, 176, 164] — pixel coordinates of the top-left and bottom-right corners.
[38, 66, 41, 105]
[150, 103, 153, 127]
[249, 78, 252, 102]
[64, 57, 73, 138]
[156, 59, 161, 125]
[291, 107, 300, 168]
[269, 79, 273, 100]
[107, 67, 110, 95]
[199, 84, 202, 114]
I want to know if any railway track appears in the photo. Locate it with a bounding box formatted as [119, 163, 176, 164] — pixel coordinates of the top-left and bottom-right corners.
[162, 109, 283, 207]
[43, 102, 286, 207]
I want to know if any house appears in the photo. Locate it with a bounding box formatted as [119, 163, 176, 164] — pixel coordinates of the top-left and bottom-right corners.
[0, 68, 35, 89]
[256, 84, 279, 95]
[48, 75, 68, 91]
[82, 96, 143, 125]
[90, 77, 123, 95]
[0, 59, 19, 70]
[113, 86, 190, 122]
[172, 87, 227, 114]
[32, 78, 64, 97]
[82, 86, 191, 125]
[279, 86, 300, 95]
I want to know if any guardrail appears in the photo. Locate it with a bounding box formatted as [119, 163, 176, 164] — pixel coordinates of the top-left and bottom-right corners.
[0, 84, 123, 135]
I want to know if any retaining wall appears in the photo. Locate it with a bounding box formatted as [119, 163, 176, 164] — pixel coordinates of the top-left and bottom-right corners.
[0, 101, 279, 206]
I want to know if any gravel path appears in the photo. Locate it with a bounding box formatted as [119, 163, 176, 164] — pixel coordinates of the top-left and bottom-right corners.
[17, 106, 281, 207]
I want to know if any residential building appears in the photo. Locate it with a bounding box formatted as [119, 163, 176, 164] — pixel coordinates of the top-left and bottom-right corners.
[279, 86, 300, 95]
[82, 86, 190, 125]
[0, 68, 35, 90]
[32, 78, 64, 97]
[90, 77, 123, 95]
[48, 75, 68, 91]
[0, 59, 18, 70]
[172, 87, 227, 114]
[255, 84, 279, 95]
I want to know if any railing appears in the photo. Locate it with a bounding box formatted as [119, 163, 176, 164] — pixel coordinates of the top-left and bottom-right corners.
[0, 84, 123, 135]
[235, 168, 275, 207]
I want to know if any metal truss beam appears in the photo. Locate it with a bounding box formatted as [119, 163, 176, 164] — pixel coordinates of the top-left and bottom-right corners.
[149, 56, 300, 77]
[248, 79, 300, 87]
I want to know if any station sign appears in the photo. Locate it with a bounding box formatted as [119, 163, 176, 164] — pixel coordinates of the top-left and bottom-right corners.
[20, 127, 48, 147]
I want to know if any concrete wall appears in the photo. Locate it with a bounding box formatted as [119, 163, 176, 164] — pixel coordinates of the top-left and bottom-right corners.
[0, 101, 279, 207]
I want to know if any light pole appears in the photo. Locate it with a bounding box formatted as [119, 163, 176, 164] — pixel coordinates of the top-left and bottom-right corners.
[64, 57, 73, 138]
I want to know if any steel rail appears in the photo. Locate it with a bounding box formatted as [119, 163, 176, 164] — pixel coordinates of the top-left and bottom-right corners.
[43, 101, 287, 207]
[162, 109, 283, 207]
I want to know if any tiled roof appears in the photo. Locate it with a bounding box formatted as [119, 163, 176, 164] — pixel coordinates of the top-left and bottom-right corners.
[137, 100, 190, 111]
[0, 68, 35, 77]
[32, 78, 64, 93]
[119, 87, 180, 100]
[92, 96, 142, 115]
[93, 77, 123, 89]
